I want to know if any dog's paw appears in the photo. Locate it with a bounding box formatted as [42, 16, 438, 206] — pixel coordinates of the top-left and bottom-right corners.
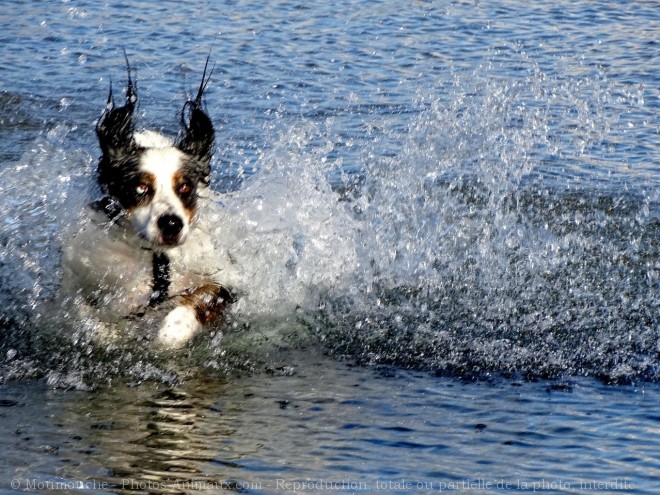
[157, 306, 201, 349]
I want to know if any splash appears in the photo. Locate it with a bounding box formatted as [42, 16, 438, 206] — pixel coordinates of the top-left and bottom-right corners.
[0, 61, 657, 387]
[320, 63, 658, 382]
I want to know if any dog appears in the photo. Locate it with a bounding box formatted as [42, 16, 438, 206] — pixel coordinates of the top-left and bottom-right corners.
[61, 56, 234, 349]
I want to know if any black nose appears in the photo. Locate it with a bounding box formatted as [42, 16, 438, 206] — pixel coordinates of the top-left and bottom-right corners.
[157, 214, 183, 238]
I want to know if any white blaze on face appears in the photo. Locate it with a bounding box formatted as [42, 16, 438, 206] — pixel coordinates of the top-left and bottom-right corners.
[129, 146, 192, 246]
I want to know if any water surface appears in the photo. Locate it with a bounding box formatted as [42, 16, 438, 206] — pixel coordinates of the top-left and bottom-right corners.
[1, 356, 659, 494]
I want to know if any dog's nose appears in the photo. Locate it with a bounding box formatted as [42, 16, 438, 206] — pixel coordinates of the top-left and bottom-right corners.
[157, 214, 183, 238]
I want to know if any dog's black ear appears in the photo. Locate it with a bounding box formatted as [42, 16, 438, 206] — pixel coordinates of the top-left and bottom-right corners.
[177, 56, 215, 185]
[96, 53, 137, 159]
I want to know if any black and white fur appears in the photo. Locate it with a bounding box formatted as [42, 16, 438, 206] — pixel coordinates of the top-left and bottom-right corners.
[61, 57, 234, 349]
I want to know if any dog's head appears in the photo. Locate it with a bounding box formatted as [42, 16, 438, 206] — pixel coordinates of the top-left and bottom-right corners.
[95, 57, 214, 248]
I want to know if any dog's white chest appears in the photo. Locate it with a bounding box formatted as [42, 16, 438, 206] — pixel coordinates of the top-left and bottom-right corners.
[61, 219, 154, 319]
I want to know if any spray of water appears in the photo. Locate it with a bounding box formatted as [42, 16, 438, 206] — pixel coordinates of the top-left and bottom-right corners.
[0, 61, 657, 387]
[320, 62, 658, 382]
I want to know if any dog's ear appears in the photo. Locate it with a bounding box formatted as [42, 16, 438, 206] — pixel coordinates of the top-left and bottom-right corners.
[177, 56, 215, 185]
[96, 53, 137, 160]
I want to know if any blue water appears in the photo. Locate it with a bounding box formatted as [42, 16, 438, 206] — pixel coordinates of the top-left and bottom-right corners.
[1, 357, 659, 495]
[0, 0, 658, 493]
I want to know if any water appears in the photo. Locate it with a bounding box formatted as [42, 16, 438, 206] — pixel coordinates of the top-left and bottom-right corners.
[0, 357, 658, 495]
[0, 0, 658, 492]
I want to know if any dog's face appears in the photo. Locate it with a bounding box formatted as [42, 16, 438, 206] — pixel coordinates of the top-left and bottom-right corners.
[95, 59, 214, 248]
[110, 141, 199, 246]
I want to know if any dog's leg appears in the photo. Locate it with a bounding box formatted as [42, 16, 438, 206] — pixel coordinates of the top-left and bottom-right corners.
[157, 284, 234, 349]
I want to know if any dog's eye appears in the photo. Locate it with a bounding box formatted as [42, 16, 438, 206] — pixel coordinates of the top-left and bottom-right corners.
[177, 182, 193, 196]
[136, 183, 151, 196]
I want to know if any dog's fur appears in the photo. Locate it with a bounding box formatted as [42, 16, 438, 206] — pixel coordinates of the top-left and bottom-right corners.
[61, 57, 234, 349]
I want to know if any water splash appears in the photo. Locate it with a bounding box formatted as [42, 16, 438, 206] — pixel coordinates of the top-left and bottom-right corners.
[320, 62, 658, 383]
[0, 60, 657, 387]
[211, 120, 361, 317]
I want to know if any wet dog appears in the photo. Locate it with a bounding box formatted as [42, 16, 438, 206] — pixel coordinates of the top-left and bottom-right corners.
[61, 57, 234, 349]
